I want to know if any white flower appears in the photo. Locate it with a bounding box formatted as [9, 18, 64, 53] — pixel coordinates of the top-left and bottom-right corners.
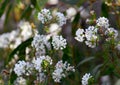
[18, 21, 33, 40]
[37, 72, 46, 82]
[82, 73, 92, 85]
[66, 7, 77, 19]
[14, 61, 26, 76]
[49, 23, 61, 33]
[52, 68, 65, 82]
[32, 34, 51, 56]
[0, 30, 19, 48]
[105, 27, 118, 41]
[25, 62, 34, 76]
[85, 41, 96, 48]
[55, 12, 67, 26]
[52, 60, 75, 83]
[96, 17, 109, 28]
[10, 37, 22, 49]
[9, 30, 19, 42]
[0, 33, 11, 48]
[38, 8, 52, 24]
[75, 28, 85, 42]
[32, 55, 52, 72]
[52, 35, 67, 50]
[14, 77, 26, 85]
[14, 61, 34, 76]
[85, 26, 98, 48]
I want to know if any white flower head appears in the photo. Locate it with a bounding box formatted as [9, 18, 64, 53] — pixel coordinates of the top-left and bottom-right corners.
[85, 26, 98, 48]
[52, 60, 75, 83]
[96, 17, 109, 28]
[14, 61, 26, 76]
[75, 28, 85, 42]
[105, 27, 118, 41]
[38, 8, 52, 24]
[55, 12, 67, 26]
[14, 61, 34, 76]
[0, 33, 11, 48]
[37, 72, 46, 83]
[14, 77, 26, 85]
[25, 62, 34, 76]
[52, 35, 67, 50]
[32, 34, 51, 56]
[32, 55, 52, 72]
[82, 73, 92, 85]
[66, 7, 77, 19]
[18, 21, 33, 40]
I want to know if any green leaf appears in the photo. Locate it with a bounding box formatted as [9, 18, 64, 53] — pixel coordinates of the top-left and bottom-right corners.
[37, 0, 48, 9]
[9, 70, 17, 84]
[0, 0, 9, 17]
[6, 38, 33, 65]
[76, 57, 95, 68]
[101, 2, 109, 17]
[62, 46, 72, 62]
[4, 3, 13, 25]
[20, 5, 32, 19]
[72, 13, 80, 36]
[91, 64, 103, 77]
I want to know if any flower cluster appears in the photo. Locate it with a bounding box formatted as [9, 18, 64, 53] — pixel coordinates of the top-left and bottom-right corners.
[82, 73, 92, 85]
[14, 77, 26, 85]
[55, 12, 67, 26]
[38, 8, 52, 24]
[18, 21, 33, 40]
[52, 35, 67, 50]
[32, 34, 51, 56]
[96, 17, 109, 28]
[37, 9, 67, 26]
[105, 27, 118, 41]
[32, 55, 52, 72]
[75, 26, 98, 48]
[75, 29, 84, 42]
[0, 21, 35, 49]
[14, 61, 33, 76]
[52, 60, 75, 82]
[85, 26, 98, 48]
[75, 17, 118, 48]
[0, 30, 19, 48]
[14, 55, 53, 83]
[13, 56, 75, 83]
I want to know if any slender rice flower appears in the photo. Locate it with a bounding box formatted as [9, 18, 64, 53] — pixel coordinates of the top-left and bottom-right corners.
[14, 61, 34, 76]
[32, 34, 51, 56]
[55, 12, 67, 26]
[32, 55, 52, 72]
[25, 62, 34, 76]
[75, 28, 85, 42]
[38, 8, 52, 24]
[18, 21, 33, 40]
[96, 17, 109, 28]
[105, 27, 118, 41]
[37, 72, 46, 83]
[0, 33, 11, 48]
[82, 73, 92, 85]
[14, 77, 26, 85]
[14, 61, 27, 76]
[52, 60, 75, 83]
[85, 26, 98, 48]
[52, 35, 67, 50]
